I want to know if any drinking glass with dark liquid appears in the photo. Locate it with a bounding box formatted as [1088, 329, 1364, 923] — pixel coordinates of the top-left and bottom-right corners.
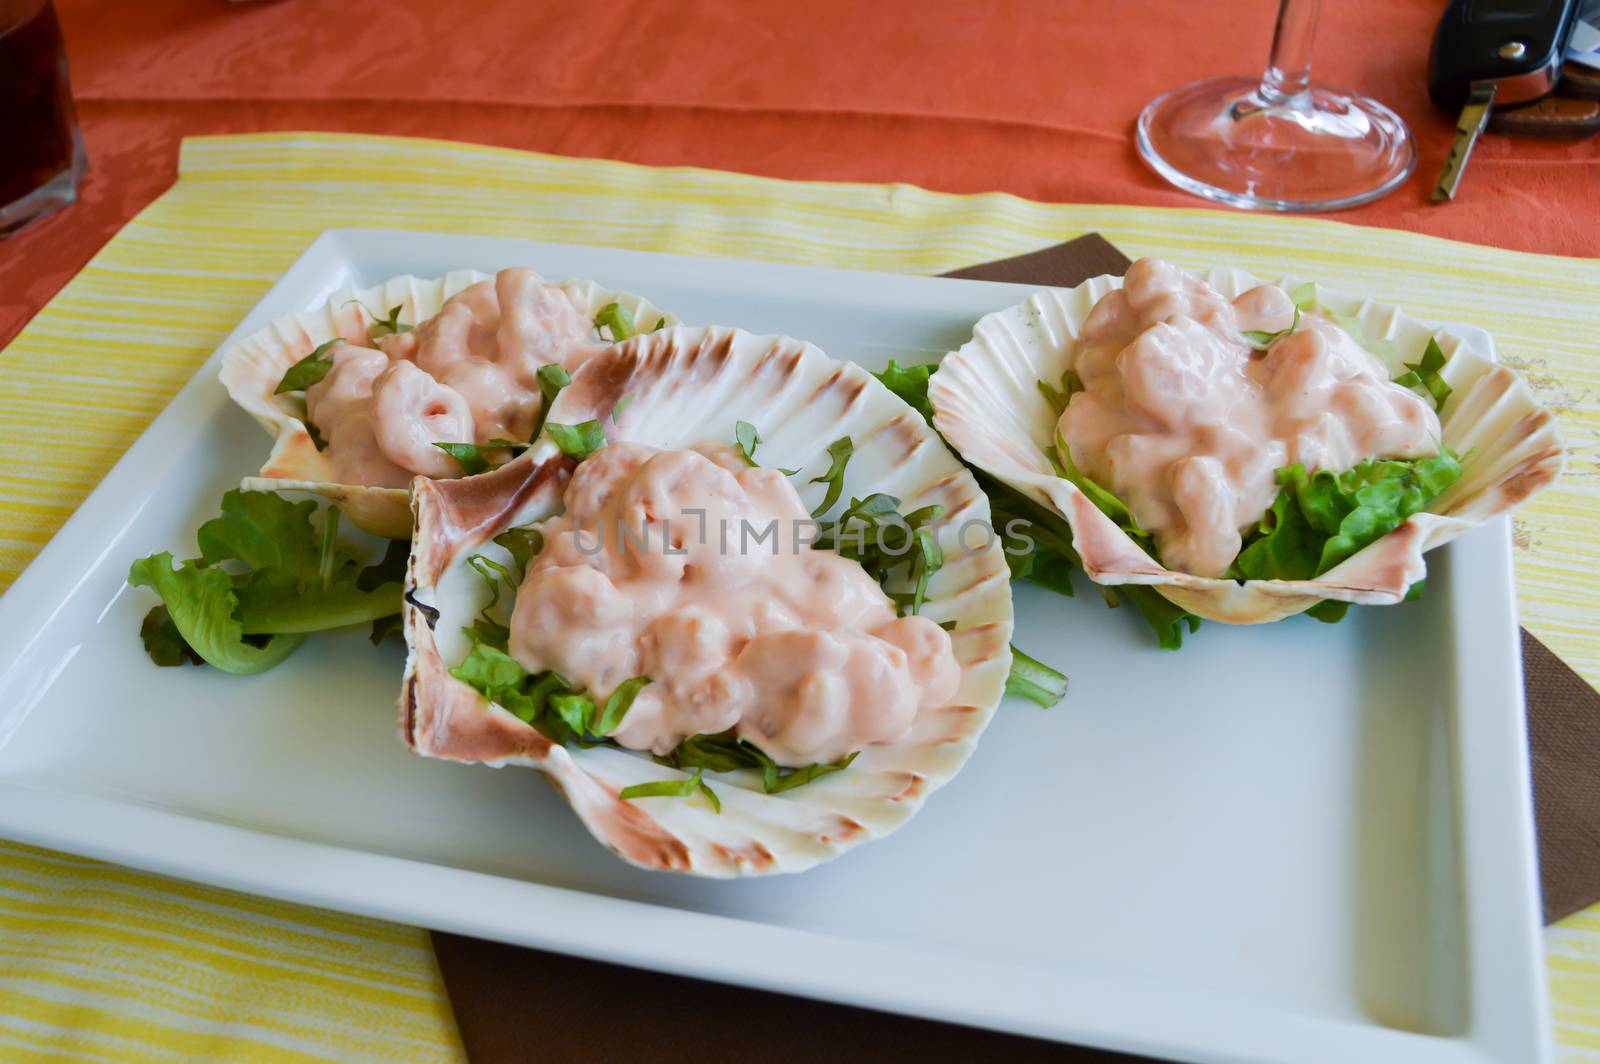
[1, 0, 85, 236]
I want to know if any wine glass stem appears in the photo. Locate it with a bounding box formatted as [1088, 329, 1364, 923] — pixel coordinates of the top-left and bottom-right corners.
[1259, 0, 1319, 103]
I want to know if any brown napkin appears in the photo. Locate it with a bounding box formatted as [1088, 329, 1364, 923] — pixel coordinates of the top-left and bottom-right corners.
[431, 234, 1600, 1062]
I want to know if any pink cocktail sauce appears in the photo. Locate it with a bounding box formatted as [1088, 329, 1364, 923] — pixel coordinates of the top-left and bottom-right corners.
[304, 268, 604, 487]
[508, 442, 961, 767]
[1060, 259, 1441, 577]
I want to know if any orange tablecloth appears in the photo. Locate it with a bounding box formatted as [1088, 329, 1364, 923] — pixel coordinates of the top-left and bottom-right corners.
[1, 0, 1596, 349]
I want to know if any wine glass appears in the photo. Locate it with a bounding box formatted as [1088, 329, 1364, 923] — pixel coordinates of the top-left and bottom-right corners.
[1136, 0, 1416, 212]
[0, 0, 86, 236]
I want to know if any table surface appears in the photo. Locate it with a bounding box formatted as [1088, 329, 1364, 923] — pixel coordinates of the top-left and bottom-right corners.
[2, 0, 1599, 349]
[0, 2, 1597, 1062]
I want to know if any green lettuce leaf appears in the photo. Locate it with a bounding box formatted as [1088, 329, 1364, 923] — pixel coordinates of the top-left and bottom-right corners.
[358, 539, 409, 590]
[447, 630, 649, 748]
[1230, 451, 1463, 592]
[128, 553, 305, 675]
[233, 572, 401, 635]
[1121, 587, 1202, 651]
[131, 490, 408, 673]
[875, 360, 935, 421]
[139, 605, 203, 667]
[196, 490, 322, 575]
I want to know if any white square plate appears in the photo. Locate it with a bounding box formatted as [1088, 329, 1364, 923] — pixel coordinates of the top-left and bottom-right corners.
[0, 230, 1548, 1064]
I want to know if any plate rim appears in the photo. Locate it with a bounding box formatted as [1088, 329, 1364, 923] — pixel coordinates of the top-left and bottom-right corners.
[0, 227, 1550, 1064]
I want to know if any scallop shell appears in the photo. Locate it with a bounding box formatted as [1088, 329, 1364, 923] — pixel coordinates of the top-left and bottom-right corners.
[218, 270, 677, 538]
[399, 326, 1014, 876]
[929, 267, 1565, 624]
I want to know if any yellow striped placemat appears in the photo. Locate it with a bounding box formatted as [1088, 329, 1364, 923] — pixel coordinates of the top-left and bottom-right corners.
[0, 132, 1595, 1061]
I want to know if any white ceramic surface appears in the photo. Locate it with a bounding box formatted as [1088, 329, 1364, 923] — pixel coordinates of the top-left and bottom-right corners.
[0, 230, 1549, 1064]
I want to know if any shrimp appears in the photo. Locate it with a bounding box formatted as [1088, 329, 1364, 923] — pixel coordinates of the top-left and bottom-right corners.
[494, 268, 604, 387]
[305, 342, 388, 430]
[434, 358, 537, 443]
[370, 361, 474, 478]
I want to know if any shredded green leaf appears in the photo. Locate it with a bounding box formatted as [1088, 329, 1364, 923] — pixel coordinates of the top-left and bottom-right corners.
[546, 420, 606, 460]
[449, 624, 653, 747]
[304, 417, 329, 452]
[734, 421, 761, 466]
[872, 361, 1198, 646]
[1005, 644, 1068, 707]
[870, 356, 1198, 650]
[1296, 287, 1397, 361]
[274, 339, 341, 394]
[363, 303, 411, 342]
[1050, 429, 1155, 556]
[767, 752, 858, 793]
[594, 302, 636, 342]
[433, 439, 529, 476]
[813, 493, 945, 616]
[595, 676, 651, 736]
[463, 552, 517, 651]
[619, 769, 705, 802]
[1036, 368, 1084, 418]
[1241, 306, 1301, 351]
[808, 436, 853, 518]
[1392, 336, 1453, 413]
[536, 363, 570, 406]
[905, 526, 943, 616]
[655, 729, 857, 795]
[493, 526, 544, 582]
[526, 362, 572, 441]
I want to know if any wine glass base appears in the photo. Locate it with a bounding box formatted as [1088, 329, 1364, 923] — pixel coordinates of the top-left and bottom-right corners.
[1136, 75, 1416, 213]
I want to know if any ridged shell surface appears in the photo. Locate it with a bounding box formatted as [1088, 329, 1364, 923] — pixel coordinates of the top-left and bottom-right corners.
[928, 268, 1565, 624]
[218, 270, 675, 537]
[400, 325, 1014, 876]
